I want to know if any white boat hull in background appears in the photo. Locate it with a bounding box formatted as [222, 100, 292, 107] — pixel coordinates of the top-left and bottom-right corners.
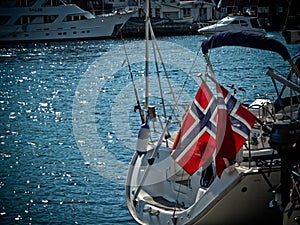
[198, 15, 266, 36]
[0, 0, 135, 42]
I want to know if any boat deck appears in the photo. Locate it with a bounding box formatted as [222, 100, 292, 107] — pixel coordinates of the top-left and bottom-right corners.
[139, 189, 186, 211]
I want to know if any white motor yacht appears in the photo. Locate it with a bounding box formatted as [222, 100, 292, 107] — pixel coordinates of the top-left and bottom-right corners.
[198, 15, 266, 36]
[0, 0, 135, 42]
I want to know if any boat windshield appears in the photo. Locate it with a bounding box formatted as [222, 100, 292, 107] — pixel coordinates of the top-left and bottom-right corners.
[230, 20, 240, 24]
[217, 19, 233, 25]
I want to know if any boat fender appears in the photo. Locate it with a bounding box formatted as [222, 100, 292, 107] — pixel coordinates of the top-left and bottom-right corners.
[136, 123, 150, 156]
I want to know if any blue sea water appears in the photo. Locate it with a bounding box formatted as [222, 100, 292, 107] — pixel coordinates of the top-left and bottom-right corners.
[0, 32, 299, 225]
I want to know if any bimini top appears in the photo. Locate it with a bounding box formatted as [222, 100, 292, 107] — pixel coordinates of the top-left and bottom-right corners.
[201, 31, 291, 61]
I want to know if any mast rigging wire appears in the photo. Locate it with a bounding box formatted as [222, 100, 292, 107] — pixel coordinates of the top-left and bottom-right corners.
[120, 30, 145, 124]
[149, 23, 182, 117]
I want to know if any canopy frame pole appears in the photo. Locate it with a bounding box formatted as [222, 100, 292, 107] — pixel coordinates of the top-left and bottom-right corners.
[203, 54, 216, 79]
[288, 59, 300, 79]
[149, 24, 181, 117]
[266, 67, 300, 93]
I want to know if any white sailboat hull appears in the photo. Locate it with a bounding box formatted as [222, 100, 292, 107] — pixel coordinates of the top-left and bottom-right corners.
[126, 145, 281, 225]
[125, 16, 299, 225]
[189, 172, 280, 225]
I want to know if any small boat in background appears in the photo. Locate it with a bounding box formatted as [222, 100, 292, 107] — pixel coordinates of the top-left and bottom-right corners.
[198, 14, 266, 36]
[0, 0, 135, 43]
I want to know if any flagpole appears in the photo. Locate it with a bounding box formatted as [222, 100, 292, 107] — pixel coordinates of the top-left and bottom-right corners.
[203, 54, 217, 79]
[145, 0, 150, 109]
[203, 54, 265, 127]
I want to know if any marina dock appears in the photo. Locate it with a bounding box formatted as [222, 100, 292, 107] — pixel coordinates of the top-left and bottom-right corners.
[121, 22, 200, 37]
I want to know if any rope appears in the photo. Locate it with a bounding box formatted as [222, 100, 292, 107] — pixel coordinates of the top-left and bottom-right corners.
[149, 23, 181, 117]
[120, 30, 145, 124]
[150, 30, 167, 120]
[172, 170, 188, 223]
[173, 44, 203, 123]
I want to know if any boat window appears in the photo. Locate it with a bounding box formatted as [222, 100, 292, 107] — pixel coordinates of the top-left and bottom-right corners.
[231, 20, 239, 24]
[250, 18, 261, 28]
[14, 16, 30, 25]
[0, 16, 10, 25]
[15, 0, 36, 7]
[43, 0, 61, 6]
[29, 16, 43, 24]
[63, 14, 88, 22]
[14, 15, 58, 25]
[240, 20, 248, 26]
[44, 15, 58, 23]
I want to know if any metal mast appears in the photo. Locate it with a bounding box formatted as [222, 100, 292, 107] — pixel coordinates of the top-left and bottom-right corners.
[145, 0, 150, 109]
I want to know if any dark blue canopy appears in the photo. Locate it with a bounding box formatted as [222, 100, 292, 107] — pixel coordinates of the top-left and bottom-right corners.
[201, 31, 291, 61]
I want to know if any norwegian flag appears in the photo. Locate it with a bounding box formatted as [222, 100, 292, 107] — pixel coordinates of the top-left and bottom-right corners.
[214, 85, 238, 177]
[171, 80, 218, 175]
[220, 85, 257, 152]
[171, 80, 257, 177]
[214, 84, 257, 177]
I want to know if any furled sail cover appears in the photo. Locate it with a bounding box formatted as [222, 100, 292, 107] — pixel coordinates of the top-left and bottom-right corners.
[201, 31, 291, 61]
